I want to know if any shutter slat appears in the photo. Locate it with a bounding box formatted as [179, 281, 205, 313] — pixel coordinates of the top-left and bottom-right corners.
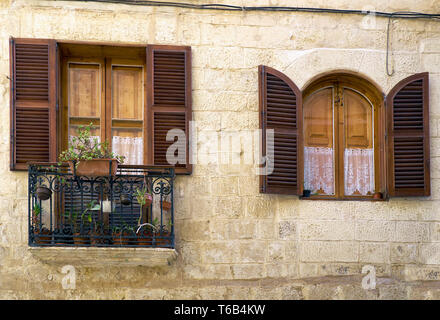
[387, 73, 430, 196]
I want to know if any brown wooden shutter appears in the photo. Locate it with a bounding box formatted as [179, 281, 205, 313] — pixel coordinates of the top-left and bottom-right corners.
[259, 66, 303, 195]
[146, 45, 192, 174]
[386, 72, 430, 196]
[10, 38, 57, 170]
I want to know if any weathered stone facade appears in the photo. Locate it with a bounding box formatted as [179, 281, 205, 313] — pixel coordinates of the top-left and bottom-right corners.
[0, 0, 440, 299]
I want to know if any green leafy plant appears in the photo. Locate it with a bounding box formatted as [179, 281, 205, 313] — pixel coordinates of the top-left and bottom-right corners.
[58, 122, 125, 167]
[134, 185, 152, 225]
[81, 200, 101, 231]
[32, 203, 41, 225]
[63, 210, 79, 233]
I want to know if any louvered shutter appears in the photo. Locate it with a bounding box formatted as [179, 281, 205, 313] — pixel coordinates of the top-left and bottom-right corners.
[259, 66, 303, 195]
[10, 38, 57, 170]
[386, 72, 430, 196]
[146, 45, 192, 174]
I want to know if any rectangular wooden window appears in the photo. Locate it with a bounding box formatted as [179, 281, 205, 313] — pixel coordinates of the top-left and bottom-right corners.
[60, 45, 148, 167]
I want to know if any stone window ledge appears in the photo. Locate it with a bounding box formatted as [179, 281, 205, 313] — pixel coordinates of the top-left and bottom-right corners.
[29, 247, 178, 267]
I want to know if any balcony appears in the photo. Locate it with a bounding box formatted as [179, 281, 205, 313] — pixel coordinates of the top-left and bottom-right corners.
[28, 162, 175, 250]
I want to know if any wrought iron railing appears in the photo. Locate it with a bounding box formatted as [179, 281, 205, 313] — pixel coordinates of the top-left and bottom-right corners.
[28, 162, 175, 248]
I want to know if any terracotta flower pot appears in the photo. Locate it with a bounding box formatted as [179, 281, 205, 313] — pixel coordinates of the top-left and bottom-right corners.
[112, 231, 130, 246]
[69, 159, 118, 177]
[73, 232, 90, 246]
[90, 231, 104, 246]
[144, 194, 153, 206]
[137, 229, 154, 246]
[155, 230, 172, 247]
[162, 200, 172, 211]
[34, 228, 52, 244]
[373, 192, 383, 200]
[36, 186, 52, 200]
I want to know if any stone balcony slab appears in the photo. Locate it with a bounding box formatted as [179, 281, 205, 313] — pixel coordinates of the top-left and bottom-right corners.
[29, 247, 178, 267]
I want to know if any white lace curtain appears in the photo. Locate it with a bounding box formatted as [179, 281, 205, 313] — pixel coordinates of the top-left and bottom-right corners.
[69, 135, 143, 165]
[112, 136, 143, 165]
[304, 146, 335, 195]
[344, 148, 374, 196]
[304, 146, 374, 196]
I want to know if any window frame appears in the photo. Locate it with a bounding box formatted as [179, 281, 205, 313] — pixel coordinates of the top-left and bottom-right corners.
[59, 44, 148, 165]
[301, 74, 387, 201]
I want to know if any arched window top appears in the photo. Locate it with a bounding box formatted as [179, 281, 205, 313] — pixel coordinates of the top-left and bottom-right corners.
[303, 72, 384, 107]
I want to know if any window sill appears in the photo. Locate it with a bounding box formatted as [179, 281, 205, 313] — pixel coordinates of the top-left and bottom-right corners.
[299, 196, 388, 201]
[29, 246, 178, 267]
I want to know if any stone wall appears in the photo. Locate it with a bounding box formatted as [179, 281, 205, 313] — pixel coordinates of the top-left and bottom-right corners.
[0, 0, 439, 299]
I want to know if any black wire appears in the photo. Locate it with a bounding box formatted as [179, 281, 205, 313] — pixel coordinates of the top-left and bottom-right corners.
[60, 0, 440, 76]
[61, 0, 440, 20]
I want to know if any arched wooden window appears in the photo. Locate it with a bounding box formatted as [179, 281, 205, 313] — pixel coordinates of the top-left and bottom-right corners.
[302, 74, 384, 199]
[259, 67, 430, 199]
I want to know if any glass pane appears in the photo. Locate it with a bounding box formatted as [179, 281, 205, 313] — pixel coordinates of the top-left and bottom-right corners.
[112, 66, 144, 165]
[303, 88, 335, 195]
[343, 88, 374, 196]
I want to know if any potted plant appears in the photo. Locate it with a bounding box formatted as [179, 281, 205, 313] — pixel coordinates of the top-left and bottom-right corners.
[373, 192, 383, 200]
[69, 211, 87, 245]
[54, 218, 74, 245]
[155, 219, 173, 247]
[136, 222, 156, 246]
[162, 196, 172, 211]
[78, 200, 101, 246]
[32, 203, 52, 244]
[112, 225, 132, 246]
[134, 185, 153, 226]
[58, 123, 125, 176]
[302, 184, 311, 198]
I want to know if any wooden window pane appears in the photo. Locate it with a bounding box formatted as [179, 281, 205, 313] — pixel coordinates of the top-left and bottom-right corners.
[111, 66, 144, 165]
[343, 88, 374, 196]
[303, 87, 335, 195]
[68, 63, 101, 138]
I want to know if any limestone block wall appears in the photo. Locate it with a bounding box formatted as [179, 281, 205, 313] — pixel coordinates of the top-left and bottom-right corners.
[0, 0, 439, 299]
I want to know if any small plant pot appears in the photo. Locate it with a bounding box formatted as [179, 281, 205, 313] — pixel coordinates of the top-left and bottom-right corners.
[112, 231, 130, 246]
[144, 194, 153, 206]
[53, 228, 72, 245]
[155, 230, 172, 247]
[302, 189, 311, 197]
[34, 228, 52, 245]
[373, 192, 383, 200]
[73, 233, 90, 246]
[69, 159, 118, 177]
[36, 186, 52, 200]
[90, 231, 104, 246]
[137, 230, 154, 246]
[162, 200, 172, 211]
[120, 194, 131, 206]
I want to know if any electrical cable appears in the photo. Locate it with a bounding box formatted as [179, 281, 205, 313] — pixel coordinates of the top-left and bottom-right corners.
[57, 1, 440, 76]
[61, 0, 440, 20]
